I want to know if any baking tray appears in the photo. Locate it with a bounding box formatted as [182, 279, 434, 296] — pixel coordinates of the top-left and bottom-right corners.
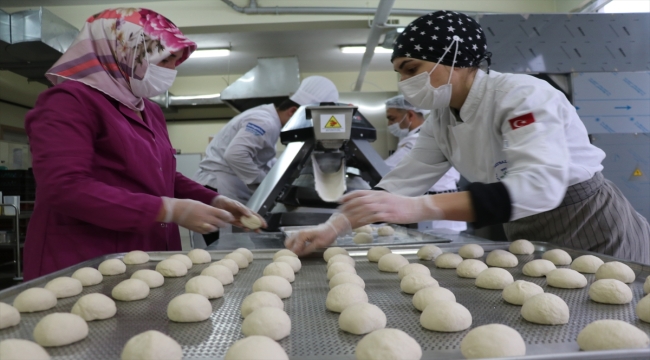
[0, 242, 649, 360]
[280, 224, 453, 246]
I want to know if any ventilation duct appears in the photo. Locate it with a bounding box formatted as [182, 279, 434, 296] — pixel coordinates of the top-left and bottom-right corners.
[0, 7, 78, 84]
[220, 56, 301, 113]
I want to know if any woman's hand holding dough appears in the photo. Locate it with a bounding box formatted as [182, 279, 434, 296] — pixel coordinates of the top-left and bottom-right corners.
[211, 195, 267, 231]
[161, 197, 234, 234]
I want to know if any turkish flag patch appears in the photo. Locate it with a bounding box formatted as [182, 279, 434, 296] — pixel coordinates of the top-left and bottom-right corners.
[508, 113, 535, 130]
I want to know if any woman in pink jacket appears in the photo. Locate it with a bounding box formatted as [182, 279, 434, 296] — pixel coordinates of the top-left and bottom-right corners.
[24, 8, 264, 280]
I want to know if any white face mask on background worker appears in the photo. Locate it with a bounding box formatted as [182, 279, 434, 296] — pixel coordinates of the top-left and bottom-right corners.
[387, 113, 411, 138]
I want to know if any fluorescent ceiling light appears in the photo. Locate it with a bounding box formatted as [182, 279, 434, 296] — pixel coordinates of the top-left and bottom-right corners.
[396, 27, 405, 33]
[603, 0, 650, 12]
[340, 46, 393, 54]
[190, 49, 230, 58]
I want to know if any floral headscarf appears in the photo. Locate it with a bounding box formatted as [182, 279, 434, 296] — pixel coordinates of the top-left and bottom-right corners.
[46, 8, 196, 111]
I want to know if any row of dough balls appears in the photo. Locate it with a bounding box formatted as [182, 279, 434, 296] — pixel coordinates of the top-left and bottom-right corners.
[0, 248, 255, 360]
[221, 249, 302, 360]
[352, 225, 395, 244]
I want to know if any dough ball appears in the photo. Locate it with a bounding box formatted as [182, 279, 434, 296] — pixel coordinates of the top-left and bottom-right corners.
[252, 275, 292, 299]
[121, 330, 182, 360]
[323, 247, 348, 262]
[326, 283, 368, 313]
[33, 313, 88, 347]
[44, 277, 83, 299]
[367, 246, 391, 262]
[169, 254, 193, 269]
[412, 287, 456, 311]
[167, 293, 212, 322]
[570, 255, 604, 273]
[241, 215, 262, 230]
[273, 249, 298, 261]
[435, 253, 463, 269]
[456, 259, 488, 279]
[398, 263, 431, 280]
[98, 259, 126, 276]
[378, 253, 409, 272]
[13, 288, 57, 313]
[186, 275, 224, 299]
[644, 275, 650, 294]
[263, 262, 295, 282]
[339, 303, 387, 335]
[224, 336, 288, 360]
[225, 252, 249, 269]
[123, 250, 149, 265]
[577, 320, 650, 351]
[460, 324, 526, 359]
[156, 259, 187, 277]
[200, 265, 234, 285]
[71, 293, 116, 321]
[502, 280, 544, 305]
[522, 259, 556, 277]
[458, 244, 484, 259]
[327, 254, 356, 268]
[420, 300, 472, 332]
[234, 248, 254, 263]
[0, 302, 20, 329]
[418, 245, 442, 260]
[546, 268, 588, 289]
[485, 250, 518, 268]
[187, 249, 212, 264]
[401, 274, 439, 294]
[212, 259, 239, 275]
[521, 293, 569, 325]
[327, 262, 356, 280]
[354, 225, 373, 234]
[542, 249, 572, 265]
[329, 272, 365, 289]
[240, 291, 284, 318]
[475, 268, 514, 289]
[353, 233, 373, 244]
[242, 307, 291, 340]
[355, 328, 422, 360]
[588, 279, 632, 304]
[71, 267, 103, 286]
[377, 226, 395, 236]
[112, 279, 150, 301]
[0, 339, 50, 360]
[595, 261, 636, 283]
[637, 294, 650, 323]
[130, 269, 164, 288]
[509, 239, 535, 255]
[275, 255, 301, 272]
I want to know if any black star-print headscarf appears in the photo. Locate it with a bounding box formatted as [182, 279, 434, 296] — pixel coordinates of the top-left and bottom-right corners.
[391, 10, 491, 71]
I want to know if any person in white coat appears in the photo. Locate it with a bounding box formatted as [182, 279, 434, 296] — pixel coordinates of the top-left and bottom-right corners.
[286, 11, 650, 263]
[194, 76, 339, 204]
[384, 95, 466, 233]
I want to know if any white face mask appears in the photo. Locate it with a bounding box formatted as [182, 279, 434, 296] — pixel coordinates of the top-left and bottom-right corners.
[388, 114, 410, 138]
[130, 34, 177, 98]
[398, 36, 460, 111]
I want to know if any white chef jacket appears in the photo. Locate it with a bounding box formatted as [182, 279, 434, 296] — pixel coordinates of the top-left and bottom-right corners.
[385, 126, 460, 193]
[194, 104, 280, 202]
[377, 69, 605, 221]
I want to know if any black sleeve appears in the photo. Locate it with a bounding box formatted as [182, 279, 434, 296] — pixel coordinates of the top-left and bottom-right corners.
[466, 182, 512, 229]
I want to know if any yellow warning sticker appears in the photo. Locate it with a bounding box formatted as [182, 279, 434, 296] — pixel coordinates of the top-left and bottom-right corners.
[325, 116, 342, 128]
[320, 114, 346, 133]
[633, 168, 643, 177]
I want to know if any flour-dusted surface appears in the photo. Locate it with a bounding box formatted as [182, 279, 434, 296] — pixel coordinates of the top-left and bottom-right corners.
[1, 242, 649, 359]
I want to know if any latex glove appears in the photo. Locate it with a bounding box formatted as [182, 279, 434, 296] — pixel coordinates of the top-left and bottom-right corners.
[285, 213, 351, 256]
[162, 197, 234, 234]
[211, 195, 267, 231]
[340, 190, 443, 225]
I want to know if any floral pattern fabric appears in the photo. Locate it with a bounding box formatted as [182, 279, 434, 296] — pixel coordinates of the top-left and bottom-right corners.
[46, 8, 196, 111]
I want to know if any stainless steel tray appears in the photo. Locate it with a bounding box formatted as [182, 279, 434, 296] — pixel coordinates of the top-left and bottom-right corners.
[0, 242, 649, 360]
[280, 224, 453, 246]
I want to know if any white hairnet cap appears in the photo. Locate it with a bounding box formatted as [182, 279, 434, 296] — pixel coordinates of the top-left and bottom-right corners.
[385, 95, 431, 116]
[290, 76, 339, 106]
